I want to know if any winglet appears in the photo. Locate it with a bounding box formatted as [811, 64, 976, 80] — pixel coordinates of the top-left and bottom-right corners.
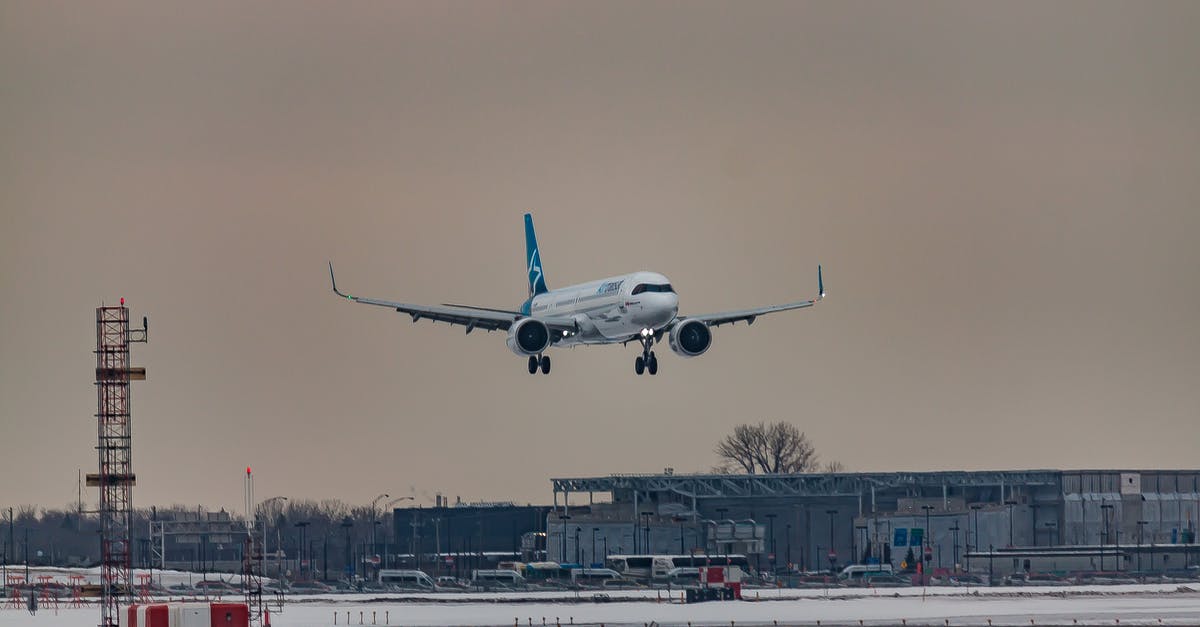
[818, 265, 825, 300]
[328, 262, 352, 299]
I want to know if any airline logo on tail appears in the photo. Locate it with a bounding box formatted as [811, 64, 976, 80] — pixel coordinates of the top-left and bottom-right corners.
[528, 248, 543, 293]
[524, 213, 549, 296]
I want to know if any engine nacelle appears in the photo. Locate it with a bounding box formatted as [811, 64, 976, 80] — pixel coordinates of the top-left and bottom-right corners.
[669, 319, 712, 358]
[506, 318, 551, 356]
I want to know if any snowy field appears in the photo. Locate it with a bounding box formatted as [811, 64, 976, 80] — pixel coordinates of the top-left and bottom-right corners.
[3, 588, 1200, 626]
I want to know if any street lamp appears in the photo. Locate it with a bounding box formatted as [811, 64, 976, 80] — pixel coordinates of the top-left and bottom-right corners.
[715, 508, 728, 558]
[921, 505, 935, 570]
[765, 514, 777, 573]
[1136, 520, 1148, 574]
[340, 517, 355, 583]
[258, 496, 287, 577]
[672, 517, 686, 555]
[558, 515, 571, 563]
[786, 523, 792, 572]
[1100, 502, 1114, 572]
[574, 527, 582, 565]
[591, 528, 599, 566]
[384, 497, 414, 569]
[640, 512, 653, 555]
[294, 521, 310, 579]
[825, 510, 838, 572]
[1004, 500, 1018, 548]
[949, 522, 960, 571]
[969, 505, 983, 574]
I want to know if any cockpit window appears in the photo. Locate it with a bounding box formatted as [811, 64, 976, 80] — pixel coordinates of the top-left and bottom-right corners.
[631, 283, 674, 295]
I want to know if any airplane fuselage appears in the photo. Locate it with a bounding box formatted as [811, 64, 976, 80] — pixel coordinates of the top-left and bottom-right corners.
[521, 271, 679, 345]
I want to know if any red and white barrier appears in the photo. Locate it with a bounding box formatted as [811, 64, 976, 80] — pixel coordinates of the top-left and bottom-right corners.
[120, 602, 249, 627]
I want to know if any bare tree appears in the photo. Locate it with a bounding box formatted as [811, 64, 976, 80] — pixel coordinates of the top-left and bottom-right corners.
[714, 421, 820, 474]
[823, 460, 846, 473]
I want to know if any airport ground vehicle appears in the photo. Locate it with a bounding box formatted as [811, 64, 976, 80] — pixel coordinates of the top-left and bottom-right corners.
[378, 569, 436, 589]
[838, 564, 894, 583]
[605, 554, 750, 582]
[569, 568, 624, 587]
[471, 569, 526, 587]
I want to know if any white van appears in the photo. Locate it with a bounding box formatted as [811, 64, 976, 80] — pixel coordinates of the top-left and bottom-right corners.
[378, 569, 436, 589]
[838, 564, 893, 582]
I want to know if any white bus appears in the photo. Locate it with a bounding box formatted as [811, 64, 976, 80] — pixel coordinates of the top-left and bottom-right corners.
[604, 555, 656, 581]
[378, 569, 436, 589]
[471, 569, 526, 587]
[606, 554, 750, 582]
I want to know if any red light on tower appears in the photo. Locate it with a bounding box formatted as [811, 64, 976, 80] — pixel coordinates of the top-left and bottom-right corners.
[246, 466, 252, 475]
[120, 297, 125, 306]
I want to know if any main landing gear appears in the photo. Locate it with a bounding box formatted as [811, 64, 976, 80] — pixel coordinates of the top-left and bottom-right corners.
[634, 328, 658, 376]
[527, 354, 550, 375]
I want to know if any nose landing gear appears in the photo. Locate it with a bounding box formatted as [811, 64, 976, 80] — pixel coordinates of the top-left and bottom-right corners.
[527, 354, 550, 375]
[634, 329, 659, 376]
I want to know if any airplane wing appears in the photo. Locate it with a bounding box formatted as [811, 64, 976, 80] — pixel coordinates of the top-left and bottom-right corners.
[328, 263, 577, 334]
[671, 265, 824, 328]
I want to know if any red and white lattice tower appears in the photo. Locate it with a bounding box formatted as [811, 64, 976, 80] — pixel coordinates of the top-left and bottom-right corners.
[90, 302, 148, 627]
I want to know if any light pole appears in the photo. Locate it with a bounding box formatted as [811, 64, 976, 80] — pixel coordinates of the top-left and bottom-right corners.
[715, 508, 728, 559]
[591, 528, 599, 566]
[921, 505, 934, 571]
[640, 512, 653, 555]
[558, 515, 571, 563]
[673, 517, 686, 555]
[1136, 520, 1148, 574]
[258, 496, 288, 577]
[786, 523, 792, 571]
[765, 514, 777, 573]
[825, 509, 837, 572]
[383, 497, 413, 569]
[969, 505, 982, 574]
[1004, 500, 1018, 547]
[1100, 502, 1114, 572]
[949, 522, 960, 571]
[294, 521, 310, 579]
[574, 527, 582, 565]
[340, 517, 355, 583]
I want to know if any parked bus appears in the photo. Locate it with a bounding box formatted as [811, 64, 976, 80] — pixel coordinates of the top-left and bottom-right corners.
[604, 555, 655, 581]
[606, 554, 750, 582]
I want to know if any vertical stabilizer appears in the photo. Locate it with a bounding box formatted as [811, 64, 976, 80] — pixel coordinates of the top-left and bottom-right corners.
[524, 213, 549, 297]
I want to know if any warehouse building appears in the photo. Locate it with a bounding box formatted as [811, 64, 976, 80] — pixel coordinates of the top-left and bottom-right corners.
[547, 469, 1200, 576]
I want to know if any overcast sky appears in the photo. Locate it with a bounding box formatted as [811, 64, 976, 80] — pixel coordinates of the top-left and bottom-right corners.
[2, 2, 1198, 514]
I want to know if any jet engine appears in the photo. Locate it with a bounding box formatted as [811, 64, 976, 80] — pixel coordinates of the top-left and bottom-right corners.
[506, 318, 551, 356]
[668, 319, 712, 358]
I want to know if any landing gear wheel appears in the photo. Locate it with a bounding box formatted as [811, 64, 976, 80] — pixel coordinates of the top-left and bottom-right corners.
[527, 356, 538, 374]
[647, 351, 658, 375]
[635, 355, 645, 375]
[540, 355, 551, 374]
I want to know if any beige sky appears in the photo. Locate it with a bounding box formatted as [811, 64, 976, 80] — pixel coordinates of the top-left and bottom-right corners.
[2, 2, 1198, 513]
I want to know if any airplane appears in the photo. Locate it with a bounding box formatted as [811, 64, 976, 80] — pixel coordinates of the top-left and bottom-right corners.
[328, 213, 823, 376]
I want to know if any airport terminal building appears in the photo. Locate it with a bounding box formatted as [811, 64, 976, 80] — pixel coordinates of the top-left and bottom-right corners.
[546, 469, 1200, 576]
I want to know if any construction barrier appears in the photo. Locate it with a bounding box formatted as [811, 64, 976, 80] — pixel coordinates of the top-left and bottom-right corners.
[119, 602, 249, 627]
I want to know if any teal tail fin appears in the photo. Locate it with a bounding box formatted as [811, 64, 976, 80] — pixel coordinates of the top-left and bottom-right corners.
[524, 213, 549, 296]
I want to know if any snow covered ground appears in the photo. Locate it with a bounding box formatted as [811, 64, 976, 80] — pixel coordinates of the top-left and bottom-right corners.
[2, 588, 1199, 626]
